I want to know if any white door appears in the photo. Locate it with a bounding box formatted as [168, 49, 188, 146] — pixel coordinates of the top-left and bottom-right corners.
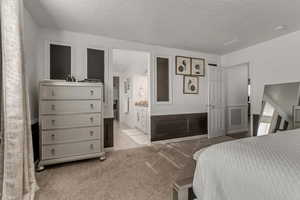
[208, 66, 226, 138]
[224, 64, 249, 134]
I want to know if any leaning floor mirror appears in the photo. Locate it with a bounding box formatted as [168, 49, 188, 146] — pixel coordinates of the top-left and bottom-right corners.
[257, 82, 300, 136]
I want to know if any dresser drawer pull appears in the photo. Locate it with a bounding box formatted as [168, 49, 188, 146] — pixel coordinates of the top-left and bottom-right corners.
[90, 131, 94, 136]
[90, 104, 94, 109]
[51, 134, 55, 140]
[51, 148, 55, 155]
[90, 117, 94, 122]
[51, 104, 56, 111]
[51, 120, 55, 125]
[90, 144, 94, 150]
[90, 90, 94, 96]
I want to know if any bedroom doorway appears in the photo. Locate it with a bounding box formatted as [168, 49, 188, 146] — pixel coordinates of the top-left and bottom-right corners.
[223, 63, 251, 138]
[112, 49, 151, 150]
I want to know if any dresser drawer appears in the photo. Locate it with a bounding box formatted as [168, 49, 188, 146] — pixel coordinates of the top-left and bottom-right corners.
[42, 140, 100, 160]
[41, 114, 101, 129]
[40, 100, 101, 115]
[42, 127, 101, 144]
[40, 86, 101, 100]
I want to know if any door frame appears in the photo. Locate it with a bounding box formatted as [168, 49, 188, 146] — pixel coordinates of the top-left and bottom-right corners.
[111, 48, 152, 137]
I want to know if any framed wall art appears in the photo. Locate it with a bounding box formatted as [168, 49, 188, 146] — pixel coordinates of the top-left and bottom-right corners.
[191, 58, 205, 76]
[176, 56, 191, 75]
[183, 76, 199, 94]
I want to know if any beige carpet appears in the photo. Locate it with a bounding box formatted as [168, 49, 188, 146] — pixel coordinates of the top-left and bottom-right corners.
[35, 136, 234, 200]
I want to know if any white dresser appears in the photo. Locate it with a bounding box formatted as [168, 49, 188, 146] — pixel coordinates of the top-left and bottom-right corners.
[38, 81, 105, 170]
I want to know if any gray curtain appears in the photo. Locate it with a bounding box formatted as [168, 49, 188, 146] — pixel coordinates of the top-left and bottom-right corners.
[1, 0, 38, 199]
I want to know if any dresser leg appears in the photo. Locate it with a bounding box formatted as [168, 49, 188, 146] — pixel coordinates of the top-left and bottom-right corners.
[36, 164, 45, 172]
[99, 155, 106, 161]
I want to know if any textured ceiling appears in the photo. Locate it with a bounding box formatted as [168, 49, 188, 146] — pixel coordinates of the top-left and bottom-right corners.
[24, 0, 300, 54]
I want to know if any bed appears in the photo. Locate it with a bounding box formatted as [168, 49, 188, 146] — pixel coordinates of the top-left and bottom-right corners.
[193, 130, 300, 200]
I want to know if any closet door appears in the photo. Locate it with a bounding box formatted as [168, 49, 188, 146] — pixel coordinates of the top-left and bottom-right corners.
[224, 64, 249, 134]
[50, 44, 71, 80]
[208, 66, 226, 138]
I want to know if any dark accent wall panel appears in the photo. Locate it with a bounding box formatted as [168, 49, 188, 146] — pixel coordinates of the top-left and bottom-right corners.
[156, 57, 169, 102]
[50, 44, 71, 80]
[151, 113, 207, 141]
[87, 48, 105, 82]
[104, 118, 114, 148]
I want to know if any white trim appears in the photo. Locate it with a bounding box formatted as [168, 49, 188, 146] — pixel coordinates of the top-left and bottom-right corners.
[151, 134, 207, 144]
[153, 55, 173, 105]
[44, 40, 75, 80]
[223, 62, 250, 69]
[227, 128, 249, 135]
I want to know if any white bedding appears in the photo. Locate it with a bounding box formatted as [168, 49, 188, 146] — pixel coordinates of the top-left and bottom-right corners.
[193, 130, 300, 200]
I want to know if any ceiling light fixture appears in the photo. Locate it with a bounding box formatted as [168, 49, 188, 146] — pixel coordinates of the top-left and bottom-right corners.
[224, 38, 239, 46]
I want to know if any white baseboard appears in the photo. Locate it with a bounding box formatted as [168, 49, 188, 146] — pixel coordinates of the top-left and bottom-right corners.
[151, 134, 208, 145]
[227, 128, 249, 135]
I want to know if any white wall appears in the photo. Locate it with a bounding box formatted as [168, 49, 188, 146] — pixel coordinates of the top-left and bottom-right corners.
[23, 8, 40, 123]
[36, 28, 220, 119]
[221, 30, 300, 114]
